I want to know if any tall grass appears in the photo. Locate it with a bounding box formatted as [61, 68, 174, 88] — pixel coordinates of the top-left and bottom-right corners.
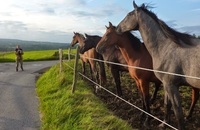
[36, 61, 133, 130]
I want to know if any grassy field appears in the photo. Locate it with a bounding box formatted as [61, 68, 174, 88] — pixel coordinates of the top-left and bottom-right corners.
[36, 61, 133, 130]
[0, 49, 71, 62]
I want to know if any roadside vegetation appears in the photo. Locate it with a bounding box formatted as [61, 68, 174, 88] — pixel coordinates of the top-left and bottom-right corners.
[36, 61, 132, 130]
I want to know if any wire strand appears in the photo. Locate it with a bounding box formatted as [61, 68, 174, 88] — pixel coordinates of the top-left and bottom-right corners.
[63, 61, 178, 130]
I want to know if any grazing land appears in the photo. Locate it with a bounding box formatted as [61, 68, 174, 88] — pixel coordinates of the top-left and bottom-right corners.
[37, 58, 200, 130]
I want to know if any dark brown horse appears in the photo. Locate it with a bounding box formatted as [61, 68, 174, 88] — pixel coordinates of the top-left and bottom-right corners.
[70, 32, 106, 87]
[96, 22, 162, 128]
[79, 33, 128, 97]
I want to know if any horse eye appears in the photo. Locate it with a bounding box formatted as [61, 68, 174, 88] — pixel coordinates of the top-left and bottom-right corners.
[128, 11, 134, 15]
[106, 33, 110, 37]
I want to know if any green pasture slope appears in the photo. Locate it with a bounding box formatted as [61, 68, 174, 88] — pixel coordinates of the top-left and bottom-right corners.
[0, 50, 70, 62]
[36, 61, 133, 130]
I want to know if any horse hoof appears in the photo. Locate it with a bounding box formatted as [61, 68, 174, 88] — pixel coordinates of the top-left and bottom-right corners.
[184, 116, 190, 122]
[150, 98, 155, 104]
[139, 112, 145, 120]
[94, 85, 101, 93]
[158, 123, 165, 130]
[143, 121, 150, 130]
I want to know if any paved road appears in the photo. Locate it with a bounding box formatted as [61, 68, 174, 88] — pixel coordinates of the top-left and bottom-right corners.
[0, 61, 58, 130]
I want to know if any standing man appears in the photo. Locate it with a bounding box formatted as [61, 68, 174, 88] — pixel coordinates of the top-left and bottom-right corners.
[15, 45, 24, 71]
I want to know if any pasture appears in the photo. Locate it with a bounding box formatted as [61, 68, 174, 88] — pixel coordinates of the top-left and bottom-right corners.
[0, 50, 70, 62]
[36, 54, 200, 129]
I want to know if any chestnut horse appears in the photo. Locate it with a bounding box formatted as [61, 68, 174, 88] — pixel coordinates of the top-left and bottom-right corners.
[96, 22, 161, 128]
[70, 32, 106, 87]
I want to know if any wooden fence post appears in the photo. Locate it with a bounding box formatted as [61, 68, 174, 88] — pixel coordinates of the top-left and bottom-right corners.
[68, 47, 71, 61]
[59, 49, 63, 73]
[72, 46, 79, 93]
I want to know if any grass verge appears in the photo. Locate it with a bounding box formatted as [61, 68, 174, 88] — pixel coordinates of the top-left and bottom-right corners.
[36, 61, 133, 130]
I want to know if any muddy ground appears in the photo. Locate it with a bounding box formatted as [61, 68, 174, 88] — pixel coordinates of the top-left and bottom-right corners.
[85, 71, 200, 130]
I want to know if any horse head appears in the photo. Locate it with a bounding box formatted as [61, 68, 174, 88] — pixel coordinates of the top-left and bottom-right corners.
[116, 1, 140, 34]
[70, 32, 85, 47]
[96, 22, 119, 54]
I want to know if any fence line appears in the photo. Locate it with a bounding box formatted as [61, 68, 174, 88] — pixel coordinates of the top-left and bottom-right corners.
[64, 48, 200, 130]
[71, 46, 80, 93]
[62, 60, 178, 130]
[68, 54, 200, 80]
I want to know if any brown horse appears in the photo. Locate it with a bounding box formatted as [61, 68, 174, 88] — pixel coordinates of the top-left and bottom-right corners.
[70, 32, 106, 88]
[80, 33, 160, 100]
[96, 22, 162, 128]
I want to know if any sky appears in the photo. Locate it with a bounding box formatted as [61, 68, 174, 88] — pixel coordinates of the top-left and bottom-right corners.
[0, 0, 200, 43]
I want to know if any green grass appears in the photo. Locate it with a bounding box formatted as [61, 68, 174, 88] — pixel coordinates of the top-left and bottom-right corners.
[36, 61, 133, 130]
[0, 49, 70, 62]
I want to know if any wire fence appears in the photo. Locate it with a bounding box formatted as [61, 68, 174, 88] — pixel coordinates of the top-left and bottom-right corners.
[59, 47, 200, 130]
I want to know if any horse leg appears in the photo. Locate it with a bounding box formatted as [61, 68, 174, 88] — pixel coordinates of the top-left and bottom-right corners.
[97, 56, 106, 85]
[111, 66, 122, 97]
[163, 83, 185, 130]
[159, 91, 171, 129]
[139, 81, 150, 128]
[81, 60, 86, 75]
[135, 81, 145, 119]
[185, 87, 199, 121]
[150, 82, 161, 104]
[88, 63, 93, 80]
[90, 61, 99, 93]
[81, 61, 86, 80]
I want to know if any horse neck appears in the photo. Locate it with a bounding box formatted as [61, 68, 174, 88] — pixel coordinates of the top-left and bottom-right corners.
[101, 46, 117, 61]
[138, 10, 169, 56]
[93, 37, 102, 47]
[77, 36, 85, 47]
[117, 34, 143, 63]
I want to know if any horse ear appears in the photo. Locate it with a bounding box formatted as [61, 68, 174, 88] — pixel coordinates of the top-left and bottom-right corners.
[109, 22, 113, 27]
[85, 33, 88, 37]
[73, 32, 75, 34]
[105, 25, 108, 29]
[133, 1, 138, 9]
[141, 3, 145, 8]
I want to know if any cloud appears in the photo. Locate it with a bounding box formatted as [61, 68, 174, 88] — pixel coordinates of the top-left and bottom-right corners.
[163, 20, 200, 36]
[0, 21, 27, 32]
[191, 8, 200, 12]
[178, 25, 200, 36]
[166, 20, 178, 28]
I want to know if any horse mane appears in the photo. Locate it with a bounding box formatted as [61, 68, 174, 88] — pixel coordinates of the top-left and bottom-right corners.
[124, 31, 142, 51]
[113, 26, 142, 51]
[86, 34, 101, 39]
[76, 33, 85, 40]
[139, 5, 196, 47]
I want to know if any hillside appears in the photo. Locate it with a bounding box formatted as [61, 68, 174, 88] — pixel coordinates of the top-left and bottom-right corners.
[0, 38, 70, 51]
